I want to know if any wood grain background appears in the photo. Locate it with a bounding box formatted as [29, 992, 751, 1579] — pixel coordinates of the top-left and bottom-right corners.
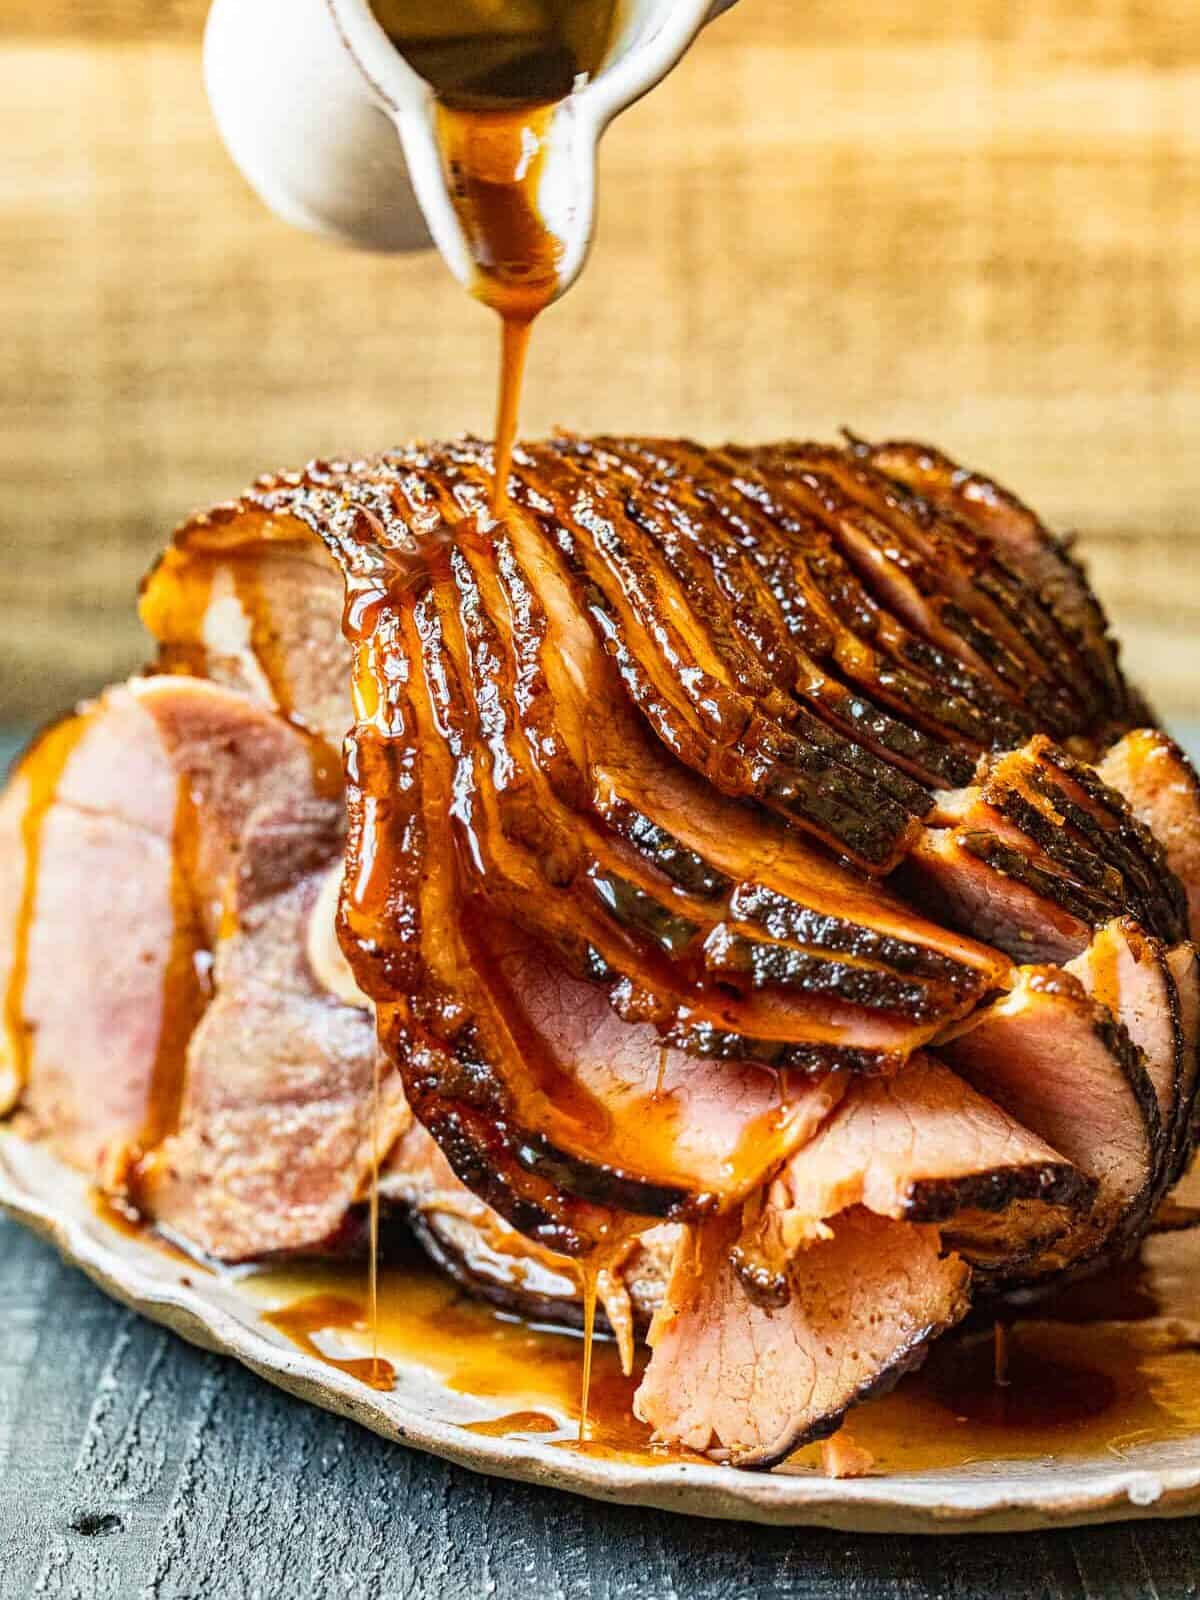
[1, 0, 1197, 724]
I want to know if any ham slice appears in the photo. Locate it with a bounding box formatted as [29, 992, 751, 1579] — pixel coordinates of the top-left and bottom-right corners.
[140, 797, 409, 1261]
[0, 693, 177, 1172]
[1066, 918, 1183, 1202]
[0, 675, 408, 1259]
[900, 825, 1095, 963]
[760, 1053, 1089, 1246]
[634, 1207, 970, 1467]
[1100, 730, 1200, 941]
[938, 965, 1160, 1277]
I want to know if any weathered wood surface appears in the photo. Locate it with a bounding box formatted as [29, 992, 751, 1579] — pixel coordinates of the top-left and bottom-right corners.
[1, 0, 1199, 723]
[3, 1215, 1200, 1600]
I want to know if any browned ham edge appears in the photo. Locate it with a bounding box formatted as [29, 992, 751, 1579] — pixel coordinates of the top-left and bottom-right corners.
[1166, 944, 1200, 1183]
[1065, 919, 1183, 1204]
[847, 437, 1126, 719]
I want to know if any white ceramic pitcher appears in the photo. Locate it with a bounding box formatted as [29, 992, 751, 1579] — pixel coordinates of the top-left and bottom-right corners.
[205, 0, 736, 300]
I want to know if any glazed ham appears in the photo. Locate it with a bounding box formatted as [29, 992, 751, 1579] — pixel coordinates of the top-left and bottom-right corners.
[3, 433, 1197, 1467]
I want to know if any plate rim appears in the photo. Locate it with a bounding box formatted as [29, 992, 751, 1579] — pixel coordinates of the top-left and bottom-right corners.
[4, 1132, 1200, 1533]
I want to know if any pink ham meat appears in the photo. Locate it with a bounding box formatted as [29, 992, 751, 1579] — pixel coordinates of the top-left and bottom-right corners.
[633, 1053, 1091, 1462]
[465, 916, 847, 1206]
[1100, 730, 1200, 940]
[141, 508, 351, 753]
[0, 675, 407, 1259]
[758, 1053, 1089, 1249]
[1065, 918, 1184, 1202]
[140, 798, 409, 1260]
[634, 1207, 970, 1467]
[938, 965, 1160, 1277]
[1, 692, 178, 1172]
[900, 825, 1095, 964]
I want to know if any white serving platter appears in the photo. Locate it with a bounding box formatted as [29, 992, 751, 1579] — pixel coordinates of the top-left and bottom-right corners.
[5, 1130, 1200, 1534]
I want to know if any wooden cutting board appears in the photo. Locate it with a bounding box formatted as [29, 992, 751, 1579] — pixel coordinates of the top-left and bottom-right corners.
[1, 0, 1197, 722]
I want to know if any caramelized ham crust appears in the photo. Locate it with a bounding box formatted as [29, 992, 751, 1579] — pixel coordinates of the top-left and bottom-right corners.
[1065, 919, 1184, 1203]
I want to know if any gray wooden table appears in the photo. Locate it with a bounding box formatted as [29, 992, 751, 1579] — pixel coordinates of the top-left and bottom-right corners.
[3, 728, 1200, 1600]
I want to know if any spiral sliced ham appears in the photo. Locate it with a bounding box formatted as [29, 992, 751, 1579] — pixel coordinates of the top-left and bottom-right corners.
[3, 432, 1197, 1464]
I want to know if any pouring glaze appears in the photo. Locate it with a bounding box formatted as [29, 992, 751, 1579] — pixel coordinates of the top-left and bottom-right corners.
[205, 0, 736, 299]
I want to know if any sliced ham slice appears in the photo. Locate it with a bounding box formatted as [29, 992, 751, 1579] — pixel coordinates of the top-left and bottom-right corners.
[634, 1207, 970, 1467]
[759, 1053, 1089, 1246]
[933, 755, 1129, 927]
[142, 506, 350, 754]
[0, 675, 408, 1260]
[3, 672, 326, 1175]
[907, 731, 1190, 966]
[729, 1053, 1090, 1305]
[1025, 739, 1187, 946]
[139, 796, 409, 1261]
[900, 825, 1094, 963]
[1066, 919, 1183, 1201]
[0, 694, 178, 1172]
[435, 915, 849, 1207]
[938, 965, 1160, 1278]
[1100, 730, 1200, 941]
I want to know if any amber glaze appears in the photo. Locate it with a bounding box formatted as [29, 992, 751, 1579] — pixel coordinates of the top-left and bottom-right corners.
[89, 1190, 203, 1269]
[365, 1050, 389, 1390]
[431, 97, 558, 505]
[1087, 918, 1123, 1020]
[653, 1042, 669, 1102]
[577, 1263, 599, 1444]
[248, 1223, 1200, 1474]
[247, 1242, 698, 1461]
[371, 0, 620, 506]
[264, 1294, 397, 1392]
[3, 714, 91, 1090]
